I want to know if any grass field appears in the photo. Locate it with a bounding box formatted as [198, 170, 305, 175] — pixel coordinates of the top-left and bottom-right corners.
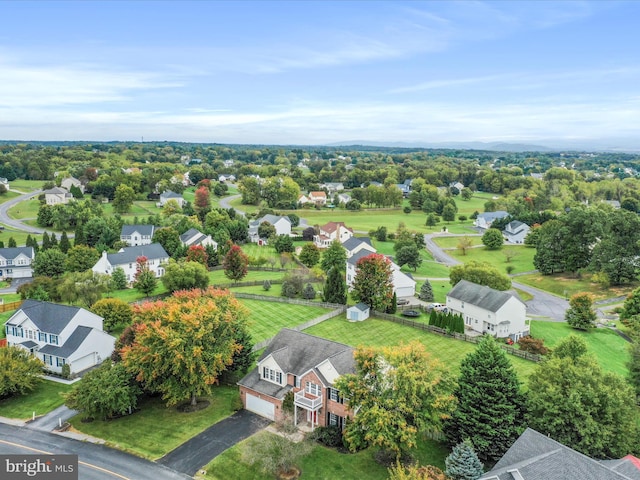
[7, 196, 40, 220]
[304, 316, 537, 379]
[209, 268, 287, 285]
[0, 227, 32, 247]
[530, 320, 630, 376]
[204, 431, 450, 480]
[517, 273, 637, 301]
[8, 180, 43, 192]
[0, 190, 21, 205]
[373, 240, 450, 279]
[448, 245, 536, 276]
[241, 299, 332, 343]
[0, 380, 70, 419]
[69, 385, 240, 460]
[432, 235, 483, 249]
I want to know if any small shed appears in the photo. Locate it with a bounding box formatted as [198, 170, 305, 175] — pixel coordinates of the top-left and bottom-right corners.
[347, 303, 370, 322]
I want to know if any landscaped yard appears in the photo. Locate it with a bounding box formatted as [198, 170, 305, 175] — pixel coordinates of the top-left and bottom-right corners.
[68, 385, 241, 460]
[209, 268, 287, 286]
[304, 317, 537, 379]
[203, 431, 450, 480]
[241, 299, 332, 343]
[0, 380, 70, 419]
[529, 320, 630, 376]
[448, 245, 536, 275]
[517, 273, 637, 301]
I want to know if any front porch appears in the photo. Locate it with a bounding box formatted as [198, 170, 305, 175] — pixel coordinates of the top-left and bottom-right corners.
[293, 390, 322, 431]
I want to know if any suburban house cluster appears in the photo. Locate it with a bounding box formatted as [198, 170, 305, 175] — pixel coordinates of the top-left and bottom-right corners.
[4, 300, 115, 376]
[249, 214, 292, 244]
[473, 211, 531, 244]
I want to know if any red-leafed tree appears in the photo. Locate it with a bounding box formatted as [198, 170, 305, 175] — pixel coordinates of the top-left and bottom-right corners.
[186, 245, 209, 266]
[223, 245, 248, 283]
[194, 185, 211, 220]
[133, 256, 157, 296]
[351, 253, 394, 311]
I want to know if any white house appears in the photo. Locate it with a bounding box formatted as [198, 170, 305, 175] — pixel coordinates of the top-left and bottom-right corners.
[320, 182, 345, 193]
[347, 303, 370, 322]
[502, 220, 531, 244]
[157, 190, 185, 208]
[308, 191, 327, 206]
[92, 243, 169, 282]
[298, 194, 311, 206]
[449, 181, 465, 192]
[4, 300, 115, 375]
[61, 176, 84, 193]
[0, 247, 35, 279]
[346, 250, 416, 300]
[120, 224, 157, 246]
[474, 211, 509, 230]
[341, 236, 376, 258]
[180, 228, 218, 250]
[337, 193, 351, 205]
[314, 222, 353, 248]
[446, 280, 529, 341]
[218, 174, 236, 182]
[248, 215, 292, 243]
[43, 187, 73, 205]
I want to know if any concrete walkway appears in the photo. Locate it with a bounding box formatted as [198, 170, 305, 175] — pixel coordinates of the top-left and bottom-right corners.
[27, 404, 79, 431]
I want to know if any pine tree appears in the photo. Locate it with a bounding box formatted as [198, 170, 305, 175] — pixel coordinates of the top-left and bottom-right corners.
[418, 280, 434, 302]
[49, 233, 58, 249]
[74, 223, 86, 246]
[8, 237, 17, 248]
[445, 335, 526, 463]
[445, 440, 484, 480]
[429, 310, 437, 326]
[59, 231, 71, 253]
[387, 292, 398, 313]
[323, 267, 347, 304]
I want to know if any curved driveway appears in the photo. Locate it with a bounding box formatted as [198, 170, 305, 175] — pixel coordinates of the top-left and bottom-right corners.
[424, 233, 569, 321]
[0, 189, 45, 234]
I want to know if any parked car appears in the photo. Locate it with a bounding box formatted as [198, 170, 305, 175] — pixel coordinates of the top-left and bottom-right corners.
[397, 298, 410, 306]
[426, 303, 446, 312]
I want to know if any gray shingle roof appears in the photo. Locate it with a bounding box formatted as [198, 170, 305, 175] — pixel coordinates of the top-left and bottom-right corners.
[106, 243, 169, 266]
[20, 340, 37, 348]
[160, 190, 182, 199]
[347, 248, 376, 266]
[43, 187, 68, 195]
[180, 228, 203, 243]
[477, 210, 509, 221]
[39, 326, 93, 358]
[481, 428, 640, 480]
[121, 224, 156, 237]
[350, 303, 369, 312]
[0, 246, 34, 260]
[447, 280, 523, 313]
[7, 299, 82, 334]
[341, 236, 372, 252]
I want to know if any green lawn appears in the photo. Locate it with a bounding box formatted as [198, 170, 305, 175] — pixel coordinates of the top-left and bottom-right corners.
[7, 196, 40, 220]
[69, 385, 240, 460]
[241, 299, 332, 344]
[373, 241, 450, 279]
[448, 245, 536, 275]
[0, 190, 22, 205]
[7, 179, 44, 192]
[203, 431, 449, 480]
[432, 236, 483, 249]
[209, 268, 287, 285]
[106, 283, 169, 304]
[0, 380, 70, 419]
[103, 200, 160, 219]
[530, 321, 630, 376]
[516, 273, 637, 301]
[0, 309, 19, 339]
[304, 317, 537, 379]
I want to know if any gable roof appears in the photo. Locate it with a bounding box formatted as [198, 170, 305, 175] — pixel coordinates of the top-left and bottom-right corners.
[39, 326, 93, 358]
[8, 300, 83, 334]
[349, 303, 370, 312]
[447, 280, 524, 312]
[321, 222, 352, 234]
[121, 224, 156, 236]
[180, 228, 208, 244]
[477, 210, 509, 221]
[160, 190, 183, 199]
[481, 428, 640, 480]
[309, 191, 327, 198]
[105, 243, 169, 266]
[0, 246, 34, 260]
[43, 187, 69, 195]
[347, 248, 377, 266]
[341, 236, 373, 252]
[257, 214, 291, 226]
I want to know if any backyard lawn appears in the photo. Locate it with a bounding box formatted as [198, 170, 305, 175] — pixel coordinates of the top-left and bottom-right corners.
[7, 179, 44, 192]
[529, 320, 630, 376]
[203, 431, 450, 480]
[448, 245, 536, 275]
[516, 273, 637, 301]
[373, 241, 450, 279]
[68, 385, 241, 460]
[432, 235, 483, 249]
[0, 380, 70, 419]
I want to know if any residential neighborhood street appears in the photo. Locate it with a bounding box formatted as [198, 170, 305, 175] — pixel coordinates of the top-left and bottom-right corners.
[0, 190, 44, 234]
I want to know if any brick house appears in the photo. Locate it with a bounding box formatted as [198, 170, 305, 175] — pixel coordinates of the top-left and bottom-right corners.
[238, 329, 355, 430]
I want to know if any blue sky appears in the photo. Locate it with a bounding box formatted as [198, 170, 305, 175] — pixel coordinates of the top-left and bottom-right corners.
[1, 1, 639, 149]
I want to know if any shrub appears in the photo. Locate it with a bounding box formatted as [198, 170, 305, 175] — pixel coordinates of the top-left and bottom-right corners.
[517, 335, 549, 355]
[308, 425, 344, 448]
[263, 280, 272, 291]
[61, 364, 71, 380]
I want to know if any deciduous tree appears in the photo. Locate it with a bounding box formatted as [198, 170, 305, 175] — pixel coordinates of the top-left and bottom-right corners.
[481, 228, 503, 250]
[152, 227, 182, 258]
[133, 256, 157, 296]
[186, 245, 209, 266]
[162, 259, 210, 292]
[223, 245, 248, 282]
[299, 243, 320, 268]
[64, 245, 100, 272]
[0, 346, 43, 398]
[396, 244, 422, 271]
[91, 298, 133, 332]
[320, 240, 347, 272]
[449, 261, 511, 291]
[33, 248, 67, 278]
[58, 271, 110, 307]
[112, 184, 136, 214]
[457, 236, 473, 256]
[352, 253, 394, 311]
[273, 235, 294, 253]
[565, 292, 597, 330]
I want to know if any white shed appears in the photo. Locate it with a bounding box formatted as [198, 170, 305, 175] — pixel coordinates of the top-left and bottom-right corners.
[347, 303, 370, 322]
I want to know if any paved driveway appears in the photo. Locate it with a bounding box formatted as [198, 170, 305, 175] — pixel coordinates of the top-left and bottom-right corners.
[157, 409, 270, 476]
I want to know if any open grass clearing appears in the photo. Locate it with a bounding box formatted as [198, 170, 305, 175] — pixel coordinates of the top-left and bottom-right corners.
[448, 245, 536, 276]
[69, 385, 240, 460]
[304, 316, 537, 379]
[516, 273, 637, 301]
[529, 320, 629, 376]
[0, 190, 21, 205]
[0, 380, 70, 419]
[209, 268, 287, 285]
[203, 431, 449, 480]
[241, 299, 332, 344]
[8, 180, 44, 192]
[373, 241, 450, 279]
[0, 228, 38, 247]
[7, 196, 40, 220]
[432, 235, 483, 249]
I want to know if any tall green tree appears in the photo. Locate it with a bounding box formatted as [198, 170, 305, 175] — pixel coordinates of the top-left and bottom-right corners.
[273, 235, 294, 253]
[91, 297, 133, 332]
[59, 231, 71, 253]
[65, 245, 100, 272]
[299, 243, 320, 268]
[320, 240, 347, 272]
[396, 244, 422, 271]
[223, 245, 249, 283]
[0, 346, 43, 398]
[444, 335, 526, 463]
[161, 259, 210, 292]
[481, 228, 503, 250]
[336, 343, 455, 459]
[351, 253, 394, 311]
[152, 227, 182, 257]
[57, 271, 110, 307]
[565, 292, 597, 330]
[527, 335, 639, 458]
[33, 248, 67, 278]
[122, 287, 249, 406]
[112, 184, 136, 214]
[533, 219, 565, 274]
[418, 280, 434, 302]
[323, 266, 347, 304]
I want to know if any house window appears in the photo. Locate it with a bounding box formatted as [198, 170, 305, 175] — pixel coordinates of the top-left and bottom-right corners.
[294, 376, 300, 388]
[328, 412, 345, 429]
[49, 334, 58, 345]
[262, 367, 283, 384]
[56, 357, 66, 367]
[43, 354, 53, 366]
[329, 388, 343, 403]
[26, 330, 36, 340]
[305, 381, 321, 397]
[38, 332, 47, 342]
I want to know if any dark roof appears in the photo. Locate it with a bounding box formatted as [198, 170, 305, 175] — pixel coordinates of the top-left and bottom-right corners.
[347, 248, 376, 266]
[39, 326, 93, 358]
[180, 228, 202, 242]
[43, 187, 68, 195]
[477, 210, 509, 221]
[106, 243, 169, 265]
[121, 224, 156, 236]
[236, 368, 293, 400]
[602, 457, 640, 479]
[0, 246, 34, 260]
[20, 340, 37, 348]
[160, 190, 182, 198]
[481, 428, 640, 480]
[447, 280, 523, 312]
[341, 236, 372, 251]
[238, 329, 355, 395]
[8, 300, 83, 334]
[349, 303, 370, 312]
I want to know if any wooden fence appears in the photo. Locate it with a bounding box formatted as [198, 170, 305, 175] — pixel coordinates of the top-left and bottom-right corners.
[232, 292, 345, 310]
[371, 311, 543, 363]
[0, 300, 22, 312]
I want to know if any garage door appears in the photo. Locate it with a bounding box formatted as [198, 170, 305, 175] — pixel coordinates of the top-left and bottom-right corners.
[246, 394, 275, 420]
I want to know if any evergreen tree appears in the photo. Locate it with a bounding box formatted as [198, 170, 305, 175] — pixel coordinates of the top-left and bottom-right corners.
[628, 340, 640, 401]
[0, 241, 4, 248]
[418, 281, 434, 302]
[323, 267, 347, 304]
[111, 267, 128, 290]
[49, 233, 58, 249]
[429, 310, 437, 326]
[8, 237, 17, 248]
[59, 231, 71, 253]
[387, 292, 398, 314]
[41, 232, 50, 250]
[445, 335, 526, 463]
[302, 283, 316, 300]
[445, 440, 484, 480]
[74, 223, 86, 246]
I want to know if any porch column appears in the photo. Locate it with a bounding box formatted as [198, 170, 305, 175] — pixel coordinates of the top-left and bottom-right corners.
[294, 404, 297, 426]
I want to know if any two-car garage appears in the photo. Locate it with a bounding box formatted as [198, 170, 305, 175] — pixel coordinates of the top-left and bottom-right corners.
[245, 393, 275, 421]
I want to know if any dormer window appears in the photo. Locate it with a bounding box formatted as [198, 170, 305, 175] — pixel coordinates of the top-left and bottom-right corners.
[262, 366, 282, 384]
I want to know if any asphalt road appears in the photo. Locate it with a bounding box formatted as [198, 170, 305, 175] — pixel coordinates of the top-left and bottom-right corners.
[0, 424, 191, 480]
[0, 189, 44, 234]
[218, 192, 245, 217]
